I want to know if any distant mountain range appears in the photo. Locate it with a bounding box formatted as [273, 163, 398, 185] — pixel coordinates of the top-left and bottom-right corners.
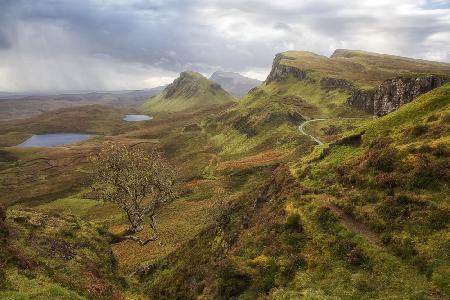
[209, 71, 261, 98]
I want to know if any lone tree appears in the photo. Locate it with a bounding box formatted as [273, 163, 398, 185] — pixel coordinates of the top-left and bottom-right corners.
[91, 142, 177, 246]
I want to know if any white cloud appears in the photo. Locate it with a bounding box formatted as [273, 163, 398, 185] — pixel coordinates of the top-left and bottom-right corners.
[0, 0, 448, 92]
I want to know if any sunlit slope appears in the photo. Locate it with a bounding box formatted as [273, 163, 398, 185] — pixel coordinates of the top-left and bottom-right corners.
[296, 83, 450, 296]
[142, 71, 235, 113]
[278, 49, 450, 89]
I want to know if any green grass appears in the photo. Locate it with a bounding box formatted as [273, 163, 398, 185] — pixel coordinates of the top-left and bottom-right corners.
[293, 84, 450, 297]
[1, 269, 86, 300]
[33, 196, 101, 216]
[1, 209, 134, 299]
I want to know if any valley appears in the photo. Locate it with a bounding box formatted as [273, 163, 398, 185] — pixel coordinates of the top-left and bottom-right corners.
[0, 49, 449, 299]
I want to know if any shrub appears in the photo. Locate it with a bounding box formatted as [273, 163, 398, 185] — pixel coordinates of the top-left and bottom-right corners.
[374, 172, 400, 189]
[345, 247, 369, 267]
[412, 255, 432, 276]
[428, 207, 450, 230]
[376, 194, 418, 220]
[364, 190, 379, 204]
[363, 145, 398, 173]
[431, 144, 449, 157]
[427, 114, 438, 122]
[368, 137, 392, 150]
[0, 205, 8, 288]
[406, 124, 428, 138]
[432, 270, 450, 297]
[389, 235, 417, 259]
[250, 258, 279, 294]
[352, 273, 375, 292]
[442, 112, 450, 124]
[407, 154, 447, 189]
[216, 265, 251, 299]
[275, 255, 305, 286]
[315, 206, 338, 230]
[429, 123, 447, 137]
[285, 213, 303, 232]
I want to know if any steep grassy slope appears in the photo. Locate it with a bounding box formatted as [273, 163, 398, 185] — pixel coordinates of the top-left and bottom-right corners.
[139, 68, 450, 298]
[142, 71, 235, 113]
[0, 207, 133, 299]
[293, 83, 450, 297]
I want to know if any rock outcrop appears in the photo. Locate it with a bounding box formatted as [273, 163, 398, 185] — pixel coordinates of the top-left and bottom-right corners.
[320, 77, 354, 92]
[373, 75, 444, 116]
[265, 54, 306, 84]
[346, 90, 376, 114]
[347, 75, 446, 116]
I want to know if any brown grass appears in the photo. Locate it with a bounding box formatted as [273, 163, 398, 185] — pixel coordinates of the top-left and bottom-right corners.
[216, 150, 285, 171]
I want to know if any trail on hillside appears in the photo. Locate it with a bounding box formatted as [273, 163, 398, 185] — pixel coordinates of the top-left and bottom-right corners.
[298, 117, 370, 145]
[327, 203, 384, 248]
[298, 118, 327, 145]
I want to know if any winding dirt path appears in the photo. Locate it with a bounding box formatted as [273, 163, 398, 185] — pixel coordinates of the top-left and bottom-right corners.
[327, 203, 384, 248]
[298, 118, 327, 145]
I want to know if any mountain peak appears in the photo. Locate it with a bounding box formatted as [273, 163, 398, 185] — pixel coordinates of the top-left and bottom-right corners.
[209, 71, 261, 98]
[142, 71, 235, 113]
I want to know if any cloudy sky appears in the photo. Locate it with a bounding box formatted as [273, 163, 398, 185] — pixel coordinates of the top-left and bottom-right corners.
[0, 0, 449, 92]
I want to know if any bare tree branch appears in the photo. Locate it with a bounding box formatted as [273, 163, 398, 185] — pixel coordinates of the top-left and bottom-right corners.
[90, 142, 178, 246]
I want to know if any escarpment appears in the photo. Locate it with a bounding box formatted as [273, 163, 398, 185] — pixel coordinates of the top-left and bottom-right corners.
[262, 50, 450, 117]
[347, 75, 446, 116]
[265, 53, 307, 84]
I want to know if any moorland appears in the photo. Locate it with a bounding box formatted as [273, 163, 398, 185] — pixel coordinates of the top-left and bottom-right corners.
[0, 49, 449, 299]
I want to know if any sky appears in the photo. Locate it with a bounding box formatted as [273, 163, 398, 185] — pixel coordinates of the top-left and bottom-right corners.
[0, 0, 449, 92]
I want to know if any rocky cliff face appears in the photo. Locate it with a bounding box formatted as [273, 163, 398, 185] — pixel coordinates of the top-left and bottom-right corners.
[265, 53, 306, 84]
[320, 77, 354, 92]
[347, 75, 446, 116]
[346, 90, 376, 114]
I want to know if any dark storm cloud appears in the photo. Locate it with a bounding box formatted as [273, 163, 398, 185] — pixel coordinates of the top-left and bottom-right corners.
[0, 0, 449, 91]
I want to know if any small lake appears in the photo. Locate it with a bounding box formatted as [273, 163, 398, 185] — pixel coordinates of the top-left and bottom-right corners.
[123, 114, 153, 122]
[17, 133, 94, 147]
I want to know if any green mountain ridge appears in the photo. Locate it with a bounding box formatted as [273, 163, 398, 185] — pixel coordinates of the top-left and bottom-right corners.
[271, 49, 450, 90]
[142, 71, 236, 113]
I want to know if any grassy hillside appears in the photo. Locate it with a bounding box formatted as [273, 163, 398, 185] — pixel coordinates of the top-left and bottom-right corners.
[142, 71, 235, 113]
[278, 49, 450, 89]
[1, 50, 449, 299]
[0, 206, 134, 299]
[138, 72, 450, 298]
[292, 83, 450, 297]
